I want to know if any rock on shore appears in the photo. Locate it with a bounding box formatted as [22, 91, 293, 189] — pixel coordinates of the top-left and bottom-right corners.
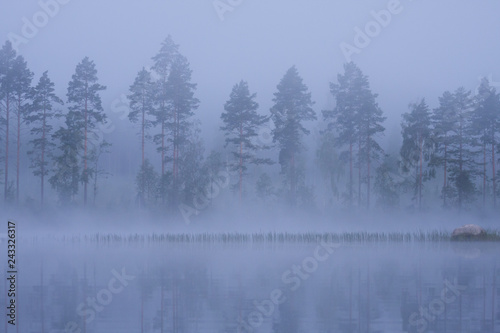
[451, 224, 486, 241]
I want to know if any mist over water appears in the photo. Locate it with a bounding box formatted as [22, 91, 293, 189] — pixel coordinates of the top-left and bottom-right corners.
[1, 1, 500, 332]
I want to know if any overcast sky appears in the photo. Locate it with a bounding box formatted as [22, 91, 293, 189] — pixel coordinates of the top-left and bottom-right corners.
[1, 0, 500, 150]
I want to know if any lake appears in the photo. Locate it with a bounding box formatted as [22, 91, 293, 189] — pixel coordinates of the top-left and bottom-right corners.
[5, 234, 500, 333]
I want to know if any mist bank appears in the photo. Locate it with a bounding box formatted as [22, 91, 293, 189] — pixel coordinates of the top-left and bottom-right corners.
[2, 200, 500, 239]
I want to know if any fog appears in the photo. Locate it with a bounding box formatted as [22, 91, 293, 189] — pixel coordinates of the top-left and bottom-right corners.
[0, 0, 500, 229]
[3, 1, 500, 141]
[1, 2, 500, 331]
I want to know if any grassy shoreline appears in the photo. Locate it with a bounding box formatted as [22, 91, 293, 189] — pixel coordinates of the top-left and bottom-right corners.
[23, 230, 500, 244]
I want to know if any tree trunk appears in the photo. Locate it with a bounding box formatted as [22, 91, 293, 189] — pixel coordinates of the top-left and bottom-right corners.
[161, 119, 165, 176]
[443, 141, 447, 207]
[419, 136, 423, 210]
[367, 135, 371, 209]
[16, 95, 21, 205]
[483, 141, 486, 206]
[173, 109, 177, 180]
[175, 112, 179, 179]
[459, 122, 463, 209]
[358, 139, 361, 207]
[141, 94, 145, 169]
[349, 141, 353, 207]
[41, 107, 46, 206]
[161, 118, 165, 205]
[4, 96, 10, 201]
[239, 123, 243, 202]
[84, 81, 88, 207]
[291, 152, 296, 205]
[492, 137, 496, 208]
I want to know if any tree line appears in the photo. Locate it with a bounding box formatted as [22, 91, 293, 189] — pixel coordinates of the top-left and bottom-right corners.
[1, 37, 499, 215]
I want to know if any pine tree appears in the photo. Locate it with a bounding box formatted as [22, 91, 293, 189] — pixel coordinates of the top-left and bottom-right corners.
[128, 68, 154, 205]
[471, 78, 500, 207]
[270, 66, 316, 205]
[356, 77, 385, 208]
[49, 114, 82, 205]
[128, 67, 154, 168]
[432, 88, 477, 209]
[449, 88, 476, 208]
[324, 62, 385, 208]
[11, 54, 33, 203]
[316, 131, 344, 204]
[204, 150, 225, 206]
[66, 57, 106, 206]
[220, 80, 271, 200]
[151, 36, 180, 177]
[432, 90, 456, 206]
[324, 63, 359, 207]
[0, 41, 17, 202]
[374, 155, 400, 211]
[25, 71, 63, 205]
[89, 140, 111, 206]
[256, 173, 274, 201]
[136, 158, 159, 207]
[400, 99, 434, 210]
[176, 132, 207, 208]
[166, 53, 199, 199]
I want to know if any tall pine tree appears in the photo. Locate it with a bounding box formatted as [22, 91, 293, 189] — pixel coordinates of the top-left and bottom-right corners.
[128, 68, 155, 205]
[400, 99, 434, 210]
[26, 71, 63, 205]
[432, 90, 456, 206]
[151, 36, 180, 177]
[450, 88, 476, 208]
[0, 41, 16, 202]
[166, 53, 199, 196]
[12, 54, 33, 203]
[355, 74, 385, 208]
[128, 67, 154, 168]
[270, 66, 316, 205]
[220, 80, 271, 201]
[66, 57, 106, 206]
[471, 78, 500, 208]
[49, 113, 82, 205]
[324, 62, 385, 208]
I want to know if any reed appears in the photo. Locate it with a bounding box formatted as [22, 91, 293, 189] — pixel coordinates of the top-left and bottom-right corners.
[28, 229, 500, 244]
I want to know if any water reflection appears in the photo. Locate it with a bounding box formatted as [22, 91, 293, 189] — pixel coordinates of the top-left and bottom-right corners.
[6, 240, 500, 332]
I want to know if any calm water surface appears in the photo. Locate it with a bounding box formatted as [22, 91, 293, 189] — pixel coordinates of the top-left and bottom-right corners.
[6, 238, 500, 333]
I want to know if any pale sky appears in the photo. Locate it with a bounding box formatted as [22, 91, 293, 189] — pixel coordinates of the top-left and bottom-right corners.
[1, 0, 499, 153]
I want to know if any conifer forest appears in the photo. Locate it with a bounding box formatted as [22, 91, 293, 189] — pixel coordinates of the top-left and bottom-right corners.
[1, 2, 500, 332]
